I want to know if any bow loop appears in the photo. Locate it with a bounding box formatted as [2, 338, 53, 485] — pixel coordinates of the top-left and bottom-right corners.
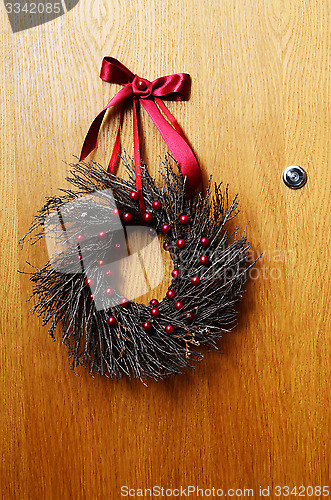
[100, 56, 135, 85]
[151, 73, 191, 100]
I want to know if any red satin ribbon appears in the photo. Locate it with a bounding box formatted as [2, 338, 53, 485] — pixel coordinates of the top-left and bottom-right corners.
[80, 57, 201, 206]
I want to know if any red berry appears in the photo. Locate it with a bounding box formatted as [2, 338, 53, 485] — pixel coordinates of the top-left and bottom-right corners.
[143, 212, 153, 223]
[165, 324, 175, 334]
[151, 307, 160, 318]
[171, 269, 179, 278]
[152, 200, 162, 210]
[191, 276, 200, 285]
[78, 255, 82, 260]
[166, 290, 176, 299]
[76, 234, 84, 243]
[163, 242, 169, 250]
[84, 278, 94, 287]
[130, 191, 139, 201]
[176, 239, 185, 249]
[199, 255, 209, 265]
[123, 212, 132, 223]
[161, 224, 171, 234]
[89, 294, 94, 300]
[97, 259, 105, 267]
[107, 316, 117, 326]
[175, 301, 184, 310]
[105, 288, 114, 296]
[186, 312, 194, 322]
[112, 208, 121, 216]
[98, 231, 107, 240]
[179, 215, 189, 225]
[142, 321, 152, 332]
[200, 237, 210, 247]
[115, 243, 121, 250]
[120, 298, 130, 307]
[150, 299, 159, 307]
[136, 79, 147, 90]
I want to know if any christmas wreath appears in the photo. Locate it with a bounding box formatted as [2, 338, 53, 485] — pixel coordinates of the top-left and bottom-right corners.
[21, 57, 255, 383]
[22, 156, 250, 382]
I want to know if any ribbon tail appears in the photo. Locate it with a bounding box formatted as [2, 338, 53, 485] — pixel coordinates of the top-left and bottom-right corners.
[154, 97, 190, 144]
[132, 99, 145, 214]
[108, 108, 123, 173]
[140, 99, 201, 195]
[80, 84, 134, 162]
[80, 109, 107, 161]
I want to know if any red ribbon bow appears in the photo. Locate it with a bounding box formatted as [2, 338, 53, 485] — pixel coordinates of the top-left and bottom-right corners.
[80, 57, 201, 207]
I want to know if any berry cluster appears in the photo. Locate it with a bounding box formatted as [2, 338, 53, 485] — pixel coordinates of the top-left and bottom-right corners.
[80, 190, 213, 334]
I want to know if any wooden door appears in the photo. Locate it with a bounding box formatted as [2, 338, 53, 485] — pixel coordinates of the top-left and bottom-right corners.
[1, 1, 329, 498]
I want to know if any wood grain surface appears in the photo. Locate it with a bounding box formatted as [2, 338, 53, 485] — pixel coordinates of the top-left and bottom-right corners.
[0, 0, 330, 498]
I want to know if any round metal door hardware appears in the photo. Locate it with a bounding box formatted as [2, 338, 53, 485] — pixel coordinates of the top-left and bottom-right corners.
[282, 165, 307, 189]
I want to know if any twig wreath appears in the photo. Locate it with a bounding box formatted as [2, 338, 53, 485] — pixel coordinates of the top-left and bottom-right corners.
[21, 57, 256, 383]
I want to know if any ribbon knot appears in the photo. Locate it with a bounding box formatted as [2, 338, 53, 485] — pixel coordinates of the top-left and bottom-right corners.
[131, 76, 153, 97]
[80, 57, 201, 206]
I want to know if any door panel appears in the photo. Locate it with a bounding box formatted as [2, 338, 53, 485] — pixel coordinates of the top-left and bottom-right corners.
[1, 1, 329, 497]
